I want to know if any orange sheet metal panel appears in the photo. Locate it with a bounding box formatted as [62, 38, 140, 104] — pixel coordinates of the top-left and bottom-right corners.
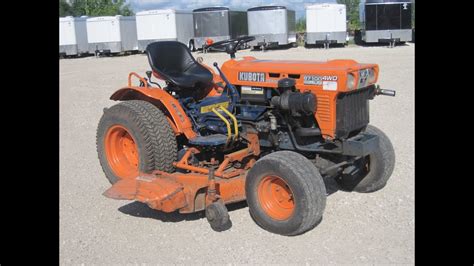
[221, 56, 378, 139]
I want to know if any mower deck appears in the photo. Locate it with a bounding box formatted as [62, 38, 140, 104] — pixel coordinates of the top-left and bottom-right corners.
[103, 134, 260, 214]
[103, 170, 246, 214]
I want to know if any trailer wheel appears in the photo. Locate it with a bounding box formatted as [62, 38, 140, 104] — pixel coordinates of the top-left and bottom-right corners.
[336, 125, 395, 193]
[188, 40, 195, 52]
[96, 100, 177, 184]
[245, 151, 327, 236]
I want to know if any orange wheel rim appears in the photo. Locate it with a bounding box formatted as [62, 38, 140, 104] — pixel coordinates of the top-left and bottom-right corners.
[104, 125, 139, 179]
[257, 175, 295, 220]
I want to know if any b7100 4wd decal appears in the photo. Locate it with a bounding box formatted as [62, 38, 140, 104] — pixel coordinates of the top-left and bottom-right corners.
[304, 75, 337, 91]
[304, 75, 338, 91]
[239, 72, 266, 82]
[303, 75, 338, 85]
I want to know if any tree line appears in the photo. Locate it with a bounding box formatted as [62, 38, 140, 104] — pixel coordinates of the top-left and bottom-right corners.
[59, 0, 133, 17]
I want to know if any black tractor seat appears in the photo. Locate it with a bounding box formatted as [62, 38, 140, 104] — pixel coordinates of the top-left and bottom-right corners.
[146, 41, 213, 89]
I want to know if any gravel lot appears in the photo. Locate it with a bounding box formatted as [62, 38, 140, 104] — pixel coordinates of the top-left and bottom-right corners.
[60, 44, 414, 264]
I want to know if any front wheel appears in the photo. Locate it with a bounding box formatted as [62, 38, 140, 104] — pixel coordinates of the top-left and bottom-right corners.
[336, 125, 396, 193]
[245, 151, 327, 236]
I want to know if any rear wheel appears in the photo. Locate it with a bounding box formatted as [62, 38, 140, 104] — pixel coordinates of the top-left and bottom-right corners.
[96, 100, 177, 184]
[336, 125, 395, 193]
[245, 151, 327, 236]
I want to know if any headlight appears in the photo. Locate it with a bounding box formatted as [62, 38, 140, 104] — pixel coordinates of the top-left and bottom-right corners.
[346, 73, 356, 90]
[358, 69, 374, 88]
[368, 68, 376, 83]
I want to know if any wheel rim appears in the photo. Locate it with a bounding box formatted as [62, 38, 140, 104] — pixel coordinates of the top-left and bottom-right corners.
[104, 125, 139, 179]
[257, 175, 295, 220]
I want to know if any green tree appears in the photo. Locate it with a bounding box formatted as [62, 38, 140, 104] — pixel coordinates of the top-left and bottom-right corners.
[60, 0, 74, 17]
[296, 17, 306, 32]
[71, 0, 134, 17]
[337, 0, 360, 31]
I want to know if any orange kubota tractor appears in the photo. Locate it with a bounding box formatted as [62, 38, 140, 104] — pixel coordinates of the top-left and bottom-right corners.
[97, 36, 396, 236]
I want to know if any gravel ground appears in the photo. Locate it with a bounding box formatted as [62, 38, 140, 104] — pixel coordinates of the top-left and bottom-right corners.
[60, 43, 414, 264]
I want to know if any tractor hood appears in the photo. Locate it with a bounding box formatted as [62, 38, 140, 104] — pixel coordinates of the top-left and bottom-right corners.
[221, 56, 379, 92]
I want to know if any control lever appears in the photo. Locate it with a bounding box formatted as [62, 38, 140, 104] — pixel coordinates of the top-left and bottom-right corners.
[145, 70, 162, 89]
[213, 62, 239, 104]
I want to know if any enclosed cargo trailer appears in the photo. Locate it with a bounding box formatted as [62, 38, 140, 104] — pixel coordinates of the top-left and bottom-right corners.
[86, 15, 138, 54]
[305, 4, 347, 48]
[192, 7, 248, 49]
[359, 0, 412, 46]
[136, 9, 194, 52]
[59, 16, 89, 56]
[247, 6, 296, 49]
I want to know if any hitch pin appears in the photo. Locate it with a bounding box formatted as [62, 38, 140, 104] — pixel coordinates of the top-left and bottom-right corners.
[376, 88, 396, 97]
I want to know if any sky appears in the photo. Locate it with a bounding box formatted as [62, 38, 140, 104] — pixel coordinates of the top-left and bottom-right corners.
[127, 0, 338, 19]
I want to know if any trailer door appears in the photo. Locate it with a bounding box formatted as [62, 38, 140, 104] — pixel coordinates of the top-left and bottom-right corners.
[195, 11, 229, 37]
[365, 5, 377, 30]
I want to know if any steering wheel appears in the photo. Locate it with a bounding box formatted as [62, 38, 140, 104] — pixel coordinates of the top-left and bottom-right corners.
[205, 36, 255, 58]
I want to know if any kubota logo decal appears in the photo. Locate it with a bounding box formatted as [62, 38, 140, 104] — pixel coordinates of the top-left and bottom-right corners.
[239, 72, 266, 82]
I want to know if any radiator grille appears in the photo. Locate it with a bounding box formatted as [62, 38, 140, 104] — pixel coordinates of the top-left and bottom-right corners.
[335, 87, 372, 138]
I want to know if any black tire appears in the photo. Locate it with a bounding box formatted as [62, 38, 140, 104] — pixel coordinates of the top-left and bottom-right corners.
[336, 125, 395, 193]
[245, 151, 327, 236]
[96, 100, 177, 184]
[206, 201, 232, 232]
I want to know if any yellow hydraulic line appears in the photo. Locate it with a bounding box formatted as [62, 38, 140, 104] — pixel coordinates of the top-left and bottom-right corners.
[219, 106, 238, 141]
[211, 108, 232, 145]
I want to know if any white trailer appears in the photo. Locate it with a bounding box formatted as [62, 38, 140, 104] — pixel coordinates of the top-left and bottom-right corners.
[59, 16, 89, 56]
[247, 6, 296, 49]
[136, 9, 194, 52]
[306, 4, 347, 48]
[86, 15, 138, 54]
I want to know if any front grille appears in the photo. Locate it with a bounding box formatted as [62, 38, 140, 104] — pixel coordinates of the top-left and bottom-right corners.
[335, 87, 373, 138]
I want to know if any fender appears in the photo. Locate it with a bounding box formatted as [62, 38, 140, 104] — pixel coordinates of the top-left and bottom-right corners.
[110, 86, 197, 139]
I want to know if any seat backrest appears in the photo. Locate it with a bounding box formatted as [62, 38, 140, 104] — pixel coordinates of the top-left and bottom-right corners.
[145, 41, 213, 89]
[146, 41, 197, 75]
